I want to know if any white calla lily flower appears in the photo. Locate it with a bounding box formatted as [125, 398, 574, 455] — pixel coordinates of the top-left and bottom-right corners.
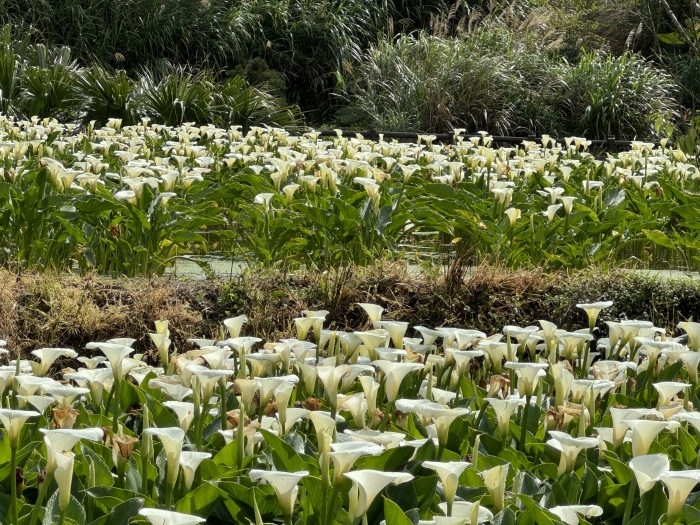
[249, 469, 309, 519]
[139, 508, 205, 525]
[424, 461, 471, 515]
[345, 470, 413, 520]
[629, 454, 670, 495]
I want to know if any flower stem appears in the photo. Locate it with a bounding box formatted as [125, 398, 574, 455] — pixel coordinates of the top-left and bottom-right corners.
[220, 378, 228, 432]
[10, 443, 18, 525]
[519, 396, 531, 453]
[28, 470, 53, 525]
[621, 476, 637, 525]
[111, 378, 121, 435]
[236, 401, 245, 471]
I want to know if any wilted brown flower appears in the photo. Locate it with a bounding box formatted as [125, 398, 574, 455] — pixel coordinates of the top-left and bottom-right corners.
[304, 397, 322, 411]
[488, 375, 510, 398]
[51, 407, 78, 429]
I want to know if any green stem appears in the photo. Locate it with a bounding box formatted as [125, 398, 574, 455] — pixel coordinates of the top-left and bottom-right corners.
[321, 453, 329, 525]
[621, 476, 637, 525]
[10, 443, 18, 525]
[165, 479, 173, 509]
[29, 470, 53, 525]
[220, 378, 228, 432]
[112, 378, 121, 435]
[327, 487, 340, 525]
[380, 400, 394, 431]
[236, 402, 245, 471]
[519, 396, 531, 453]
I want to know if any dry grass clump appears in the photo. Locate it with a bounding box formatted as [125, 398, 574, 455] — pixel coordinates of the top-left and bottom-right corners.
[1, 272, 208, 359]
[4, 264, 700, 369]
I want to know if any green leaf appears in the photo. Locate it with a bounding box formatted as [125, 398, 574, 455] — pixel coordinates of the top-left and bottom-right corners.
[78, 445, 114, 488]
[86, 487, 156, 515]
[355, 446, 414, 472]
[382, 497, 414, 525]
[175, 481, 222, 517]
[99, 497, 144, 525]
[43, 493, 85, 525]
[517, 494, 556, 525]
[642, 229, 676, 250]
[259, 429, 318, 475]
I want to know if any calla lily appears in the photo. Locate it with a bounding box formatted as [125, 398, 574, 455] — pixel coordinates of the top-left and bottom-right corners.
[481, 463, 509, 512]
[345, 470, 413, 521]
[376, 321, 409, 349]
[446, 349, 483, 377]
[179, 451, 211, 490]
[357, 303, 383, 324]
[295, 316, 320, 342]
[550, 362, 574, 407]
[355, 330, 389, 359]
[549, 505, 603, 525]
[30, 348, 78, 377]
[40, 427, 104, 473]
[423, 461, 470, 515]
[624, 419, 680, 456]
[629, 454, 670, 494]
[548, 431, 599, 475]
[317, 364, 350, 412]
[144, 427, 186, 505]
[139, 508, 205, 525]
[163, 401, 195, 432]
[486, 397, 526, 439]
[86, 342, 134, 380]
[150, 377, 191, 402]
[150, 332, 172, 368]
[661, 471, 700, 519]
[576, 301, 613, 330]
[235, 378, 260, 415]
[504, 362, 548, 397]
[24, 396, 58, 418]
[54, 450, 75, 513]
[653, 381, 690, 407]
[64, 368, 113, 407]
[678, 321, 700, 351]
[412, 402, 471, 449]
[680, 352, 700, 383]
[414, 326, 444, 346]
[372, 361, 423, 403]
[337, 392, 368, 427]
[438, 501, 493, 524]
[308, 411, 336, 454]
[0, 408, 40, 447]
[44, 384, 90, 408]
[344, 428, 405, 448]
[329, 442, 383, 483]
[249, 469, 309, 519]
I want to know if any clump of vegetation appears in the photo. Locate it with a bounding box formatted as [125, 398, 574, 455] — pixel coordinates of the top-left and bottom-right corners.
[5, 265, 700, 352]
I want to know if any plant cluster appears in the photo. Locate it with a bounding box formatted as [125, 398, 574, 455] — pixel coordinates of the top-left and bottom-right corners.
[3, 302, 700, 524]
[3, 118, 700, 275]
[343, 31, 678, 138]
[0, 0, 696, 135]
[0, 26, 300, 130]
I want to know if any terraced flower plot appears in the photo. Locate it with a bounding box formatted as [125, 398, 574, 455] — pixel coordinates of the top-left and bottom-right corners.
[2, 117, 700, 276]
[2, 303, 700, 524]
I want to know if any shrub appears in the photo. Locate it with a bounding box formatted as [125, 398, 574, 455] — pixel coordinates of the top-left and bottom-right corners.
[342, 30, 563, 134]
[557, 51, 678, 139]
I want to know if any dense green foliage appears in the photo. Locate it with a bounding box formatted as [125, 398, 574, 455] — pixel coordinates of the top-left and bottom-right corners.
[0, 0, 699, 137]
[3, 120, 700, 277]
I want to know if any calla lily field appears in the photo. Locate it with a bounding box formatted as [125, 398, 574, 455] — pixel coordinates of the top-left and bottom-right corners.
[1, 117, 700, 275]
[4, 300, 700, 524]
[6, 118, 700, 524]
